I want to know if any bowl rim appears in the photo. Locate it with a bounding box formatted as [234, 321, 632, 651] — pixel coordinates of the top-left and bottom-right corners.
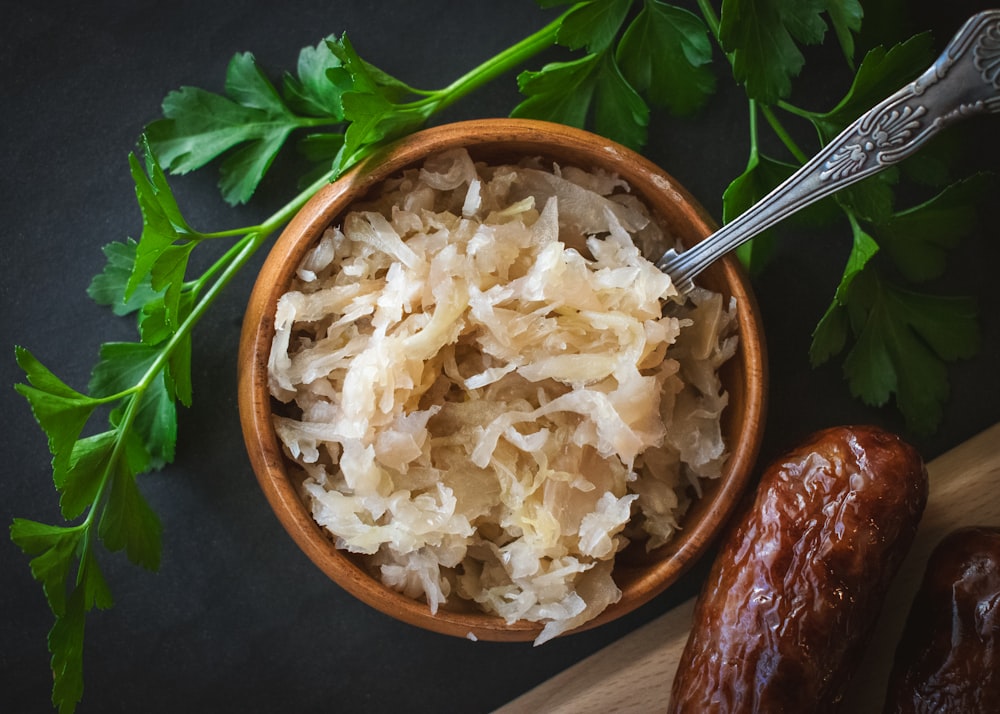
[237, 117, 767, 641]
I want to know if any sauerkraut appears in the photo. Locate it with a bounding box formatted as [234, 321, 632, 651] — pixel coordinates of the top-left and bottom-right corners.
[268, 148, 737, 644]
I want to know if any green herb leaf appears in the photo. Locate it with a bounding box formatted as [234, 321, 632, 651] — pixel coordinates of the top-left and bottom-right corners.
[298, 132, 346, 163]
[873, 173, 994, 282]
[137, 294, 195, 407]
[594, 52, 650, 149]
[617, 1, 715, 114]
[89, 342, 158, 398]
[558, 0, 632, 52]
[838, 220, 881, 301]
[826, 0, 864, 66]
[809, 222, 880, 363]
[325, 35, 430, 174]
[10, 519, 81, 616]
[283, 37, 347, 119]
[14, 348, 99, 478]
[835, 169, 898, 224]
[146, 52, 304, 204]
[513, 53, 600, 129]
[297, 133, 348, 187]
[98, 459, 163, 571]
[810, 300, 850, 365]
[49, 588, 86, 714]
[167, 330, 194, 409]
[90, 343, 178, 466]
[58, 432, 116, 520]
[132, 371, 178, 467]
[137, 291, 193, 345]
[808, 33, 934, 142]
[718, 0, 810, 104]
[79, 544, 114, 611]
[326, 34, 415, 102]
[126, 145, 197, 327]
[719, 0, 862, 104]
[723, 152, 797, 275]
[87, 240, 159, 316]
[833, 268, 979, 433]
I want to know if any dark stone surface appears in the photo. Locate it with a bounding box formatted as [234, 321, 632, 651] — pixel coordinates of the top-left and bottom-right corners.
[2, 2, 998, 712]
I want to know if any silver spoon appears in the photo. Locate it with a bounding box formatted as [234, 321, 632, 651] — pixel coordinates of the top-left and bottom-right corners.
[658, 9, 1000, 295]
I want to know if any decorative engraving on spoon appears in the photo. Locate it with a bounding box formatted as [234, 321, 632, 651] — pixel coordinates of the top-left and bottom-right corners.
[821, 105, 927, 181]
[657, 10, 1000, 295]
[973, 16, 1000, 86]
[822, 12, 1000, 181]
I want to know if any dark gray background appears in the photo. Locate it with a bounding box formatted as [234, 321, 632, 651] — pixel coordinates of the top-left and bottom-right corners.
[3, 1, 998, 712]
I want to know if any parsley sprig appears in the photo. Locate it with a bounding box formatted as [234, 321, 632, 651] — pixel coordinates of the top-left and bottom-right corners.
[13, 2, 991, 712]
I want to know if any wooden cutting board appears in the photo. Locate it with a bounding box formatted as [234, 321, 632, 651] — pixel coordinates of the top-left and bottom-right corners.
[496, 422, 1000, 713]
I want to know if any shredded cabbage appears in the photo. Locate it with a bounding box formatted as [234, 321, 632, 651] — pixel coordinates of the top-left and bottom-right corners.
[268, 148, 736, 644]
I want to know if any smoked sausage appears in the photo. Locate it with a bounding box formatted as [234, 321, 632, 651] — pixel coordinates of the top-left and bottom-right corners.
[883, 526, 1000, 713]
[669, 425, 928, 713]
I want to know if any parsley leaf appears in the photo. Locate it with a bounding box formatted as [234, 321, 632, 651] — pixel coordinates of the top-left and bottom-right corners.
[558, 0, 632, 52]
[826, 0, 864, 66]
[58, 433, 116, 520]
[148, 51, 295, 203]
[48, 591, 86, 714]
[594, 52, 650, 149]
[90, 343, 178, 466]
[723, 152, 797, 275]
[617, 1, 715, 114]
[126, 142, 199, 331]
[872, 173, 994, 282]
[9, 520, 110, 714]
[14, 348, 100, 479]
[806, 33, 934, 142]
[282, 37, 347, 119]
[10, 519, 82, 617]
[513, 51, 650, 149]
[809, 220, 880, 366]
[839, 269, 979, 434]
[99, 459, 163, 571]
[835, 169, 899, 223]
[146, 49, 340, 205]
[513, 53, 601, 130]
[325, 35, 430, 172]
[87, 240, 159, 317]
[719, 0, 863, 104]
[719, 0, 810, 104]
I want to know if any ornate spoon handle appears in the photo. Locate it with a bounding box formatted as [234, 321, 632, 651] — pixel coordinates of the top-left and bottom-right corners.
[657, 9, 1000, 294]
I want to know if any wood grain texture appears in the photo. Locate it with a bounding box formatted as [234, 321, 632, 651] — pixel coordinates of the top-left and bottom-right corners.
[496, 422, 1000, 713]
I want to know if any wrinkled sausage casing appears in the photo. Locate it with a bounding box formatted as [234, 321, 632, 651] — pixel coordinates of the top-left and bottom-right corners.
[669, 425, 928, 714]
[884, 526, 1000, 713]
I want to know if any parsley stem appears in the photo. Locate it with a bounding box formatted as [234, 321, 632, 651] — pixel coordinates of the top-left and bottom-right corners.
[187, 236, 258, 297]
[423, 10, 566, 115]
[259, 168, 340, 233]
[74, 165, 343, 606]
[776, 99, 814, 120]
[201, 226, 257, 239]
[296, 116, 339, 129]
[696, 0, 722, 41]
[142, 166, 341, 396]
[761, 104, 808, 164]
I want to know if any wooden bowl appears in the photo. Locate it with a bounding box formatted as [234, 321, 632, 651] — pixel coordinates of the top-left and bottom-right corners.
[237, 118, 767, 641]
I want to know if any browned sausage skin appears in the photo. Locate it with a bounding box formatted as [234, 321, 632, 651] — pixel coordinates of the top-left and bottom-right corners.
[883, 526, 1000, 713]
[669, 425, 928, 713]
